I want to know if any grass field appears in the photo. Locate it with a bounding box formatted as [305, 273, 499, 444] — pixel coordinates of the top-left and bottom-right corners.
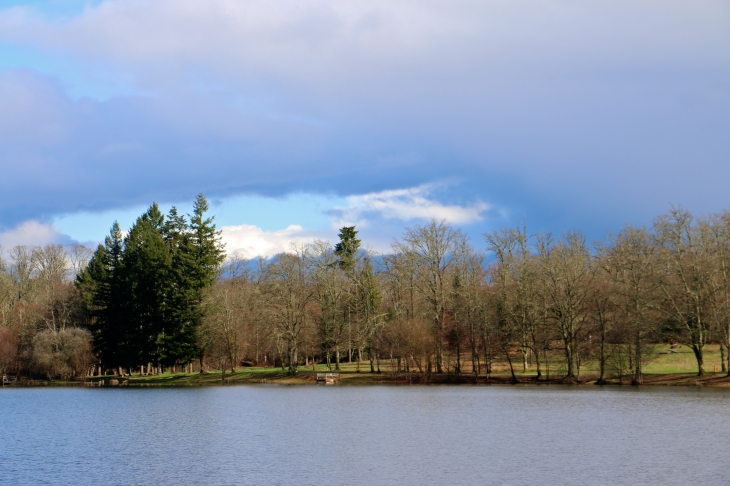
[10, 343, 730, 387]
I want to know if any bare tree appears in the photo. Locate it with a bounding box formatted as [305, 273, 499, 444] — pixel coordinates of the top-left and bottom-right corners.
[30, 327, 94, 380]
[485, 228, 521, 383]
[537, 231, 594, 382]
[32, 245, 73, 333]
[654, 208, 715, 376]
[600, 226, 660, 385]
[0, 326, 18, 375]
[68, 244, 94, 278]
[394, 219, 464, 373]
[9, 245, 35, 302]
[450, 239, 485, 375]
[307, 240, 347, 370]
[707, 211, 730, 374]
[263, 247, 314, 374]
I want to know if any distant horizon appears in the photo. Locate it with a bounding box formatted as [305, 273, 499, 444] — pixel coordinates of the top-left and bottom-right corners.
[1, 199, 726, 265]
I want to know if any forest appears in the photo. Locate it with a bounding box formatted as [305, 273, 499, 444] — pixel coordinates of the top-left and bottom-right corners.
[2, 198, 730, 386]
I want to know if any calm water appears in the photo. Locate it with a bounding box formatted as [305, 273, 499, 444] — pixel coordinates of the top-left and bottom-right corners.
[1, 385, 729, 485]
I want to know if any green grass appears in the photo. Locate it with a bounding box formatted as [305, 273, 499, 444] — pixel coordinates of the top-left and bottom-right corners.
[15, 343, 730, 387]
[643, 344, 725, 374]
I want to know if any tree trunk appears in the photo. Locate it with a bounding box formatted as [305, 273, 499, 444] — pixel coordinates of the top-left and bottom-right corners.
[435, 333, 443, 373]
[720, 343, 727, 373]
[692, 344, 705, 376]
[532, 345, 542, 380]
[470, 322, 478, 376]
[504, 347, 517, 384]
[564, 340, 575, 380]
[632, 332, 643, 386]
[596, 317, 607, 385]
[521, 345, 528, 373]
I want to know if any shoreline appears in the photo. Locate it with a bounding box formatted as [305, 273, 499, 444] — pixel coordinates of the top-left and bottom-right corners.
[5, 369, 730, 388]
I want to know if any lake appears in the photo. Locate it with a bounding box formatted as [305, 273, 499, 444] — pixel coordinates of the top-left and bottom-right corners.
[1, 385, 728, 485]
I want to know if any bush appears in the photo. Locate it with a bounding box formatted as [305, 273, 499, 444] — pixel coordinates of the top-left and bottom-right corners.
[31, 328, 95, 380]
[0, 326, 18, 375]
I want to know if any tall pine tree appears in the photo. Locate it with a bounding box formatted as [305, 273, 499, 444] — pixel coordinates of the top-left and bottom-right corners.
[77, 221, 130, 371]
[77, 195, 225, 374]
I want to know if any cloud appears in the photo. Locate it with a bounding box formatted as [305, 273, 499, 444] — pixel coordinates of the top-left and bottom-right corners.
[0, 1, 727, 240]
[331, 184, 489, 227]
[220, 223, 333, 259]
[2, 1, 725, 78]
[0, 221, 72, 249]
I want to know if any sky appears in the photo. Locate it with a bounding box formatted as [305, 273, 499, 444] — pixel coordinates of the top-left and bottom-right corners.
[0, 0, 728, 257]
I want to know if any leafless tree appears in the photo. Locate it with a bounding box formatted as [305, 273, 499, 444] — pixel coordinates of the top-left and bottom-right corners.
[654, 208, 715, 376]
[30, 327, 94, 380]
[307, 240, 348, 369]
[263, 247, 314, 374]
[600, 226, 660, 384]
[537, 231, 594, 382]
[394, 219, 464, 373]
[450, 239, 485, 375]
[707, 211, 730, 374]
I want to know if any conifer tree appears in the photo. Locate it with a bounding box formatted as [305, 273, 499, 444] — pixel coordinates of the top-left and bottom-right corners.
[335, 226, 361, 272]
[76, 221, 128, 371]
[166, 194, 225, 366]
[122, 204, 173, 367]
[78, 195, 224, 374]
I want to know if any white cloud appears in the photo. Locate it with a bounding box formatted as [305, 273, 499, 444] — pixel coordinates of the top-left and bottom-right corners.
[0, 221, 70, 249]
[332, 184, 489, 227]
[0, 1, 474, 72]
[1, 0, 722, 88]
[220, 223, 332, 259]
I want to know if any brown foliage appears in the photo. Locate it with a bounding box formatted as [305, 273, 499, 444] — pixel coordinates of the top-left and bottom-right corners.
[30, 328, 94, 380]
[0, 326, 18, 374]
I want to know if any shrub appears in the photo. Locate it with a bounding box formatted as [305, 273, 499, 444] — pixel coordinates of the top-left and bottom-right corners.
[0, 326, 18, 375]
[31, 328, 95, 380]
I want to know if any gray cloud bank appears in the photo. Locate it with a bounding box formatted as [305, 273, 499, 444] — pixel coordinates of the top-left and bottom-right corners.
[0, 0, 728, 237]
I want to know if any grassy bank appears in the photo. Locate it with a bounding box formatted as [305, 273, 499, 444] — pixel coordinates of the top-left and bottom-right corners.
[6, 344, 730, 388]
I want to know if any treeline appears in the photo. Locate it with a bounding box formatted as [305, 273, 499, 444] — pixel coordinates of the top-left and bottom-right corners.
[0, 243, 95, 379]
[203, 206, 730, 384]
[2, 204, 730, 384]
[0, 194, 224, 379]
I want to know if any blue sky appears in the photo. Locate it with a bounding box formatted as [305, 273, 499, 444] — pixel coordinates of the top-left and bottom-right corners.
[0, 0, 728, 256]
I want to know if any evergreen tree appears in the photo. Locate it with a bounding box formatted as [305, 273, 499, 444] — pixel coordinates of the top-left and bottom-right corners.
[122, 204, 172, 367]
[335, 226, 361, 272]
[76, 221, 128, 371]
[172, 194, 225, 365]
[78, 195, 224, 373]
